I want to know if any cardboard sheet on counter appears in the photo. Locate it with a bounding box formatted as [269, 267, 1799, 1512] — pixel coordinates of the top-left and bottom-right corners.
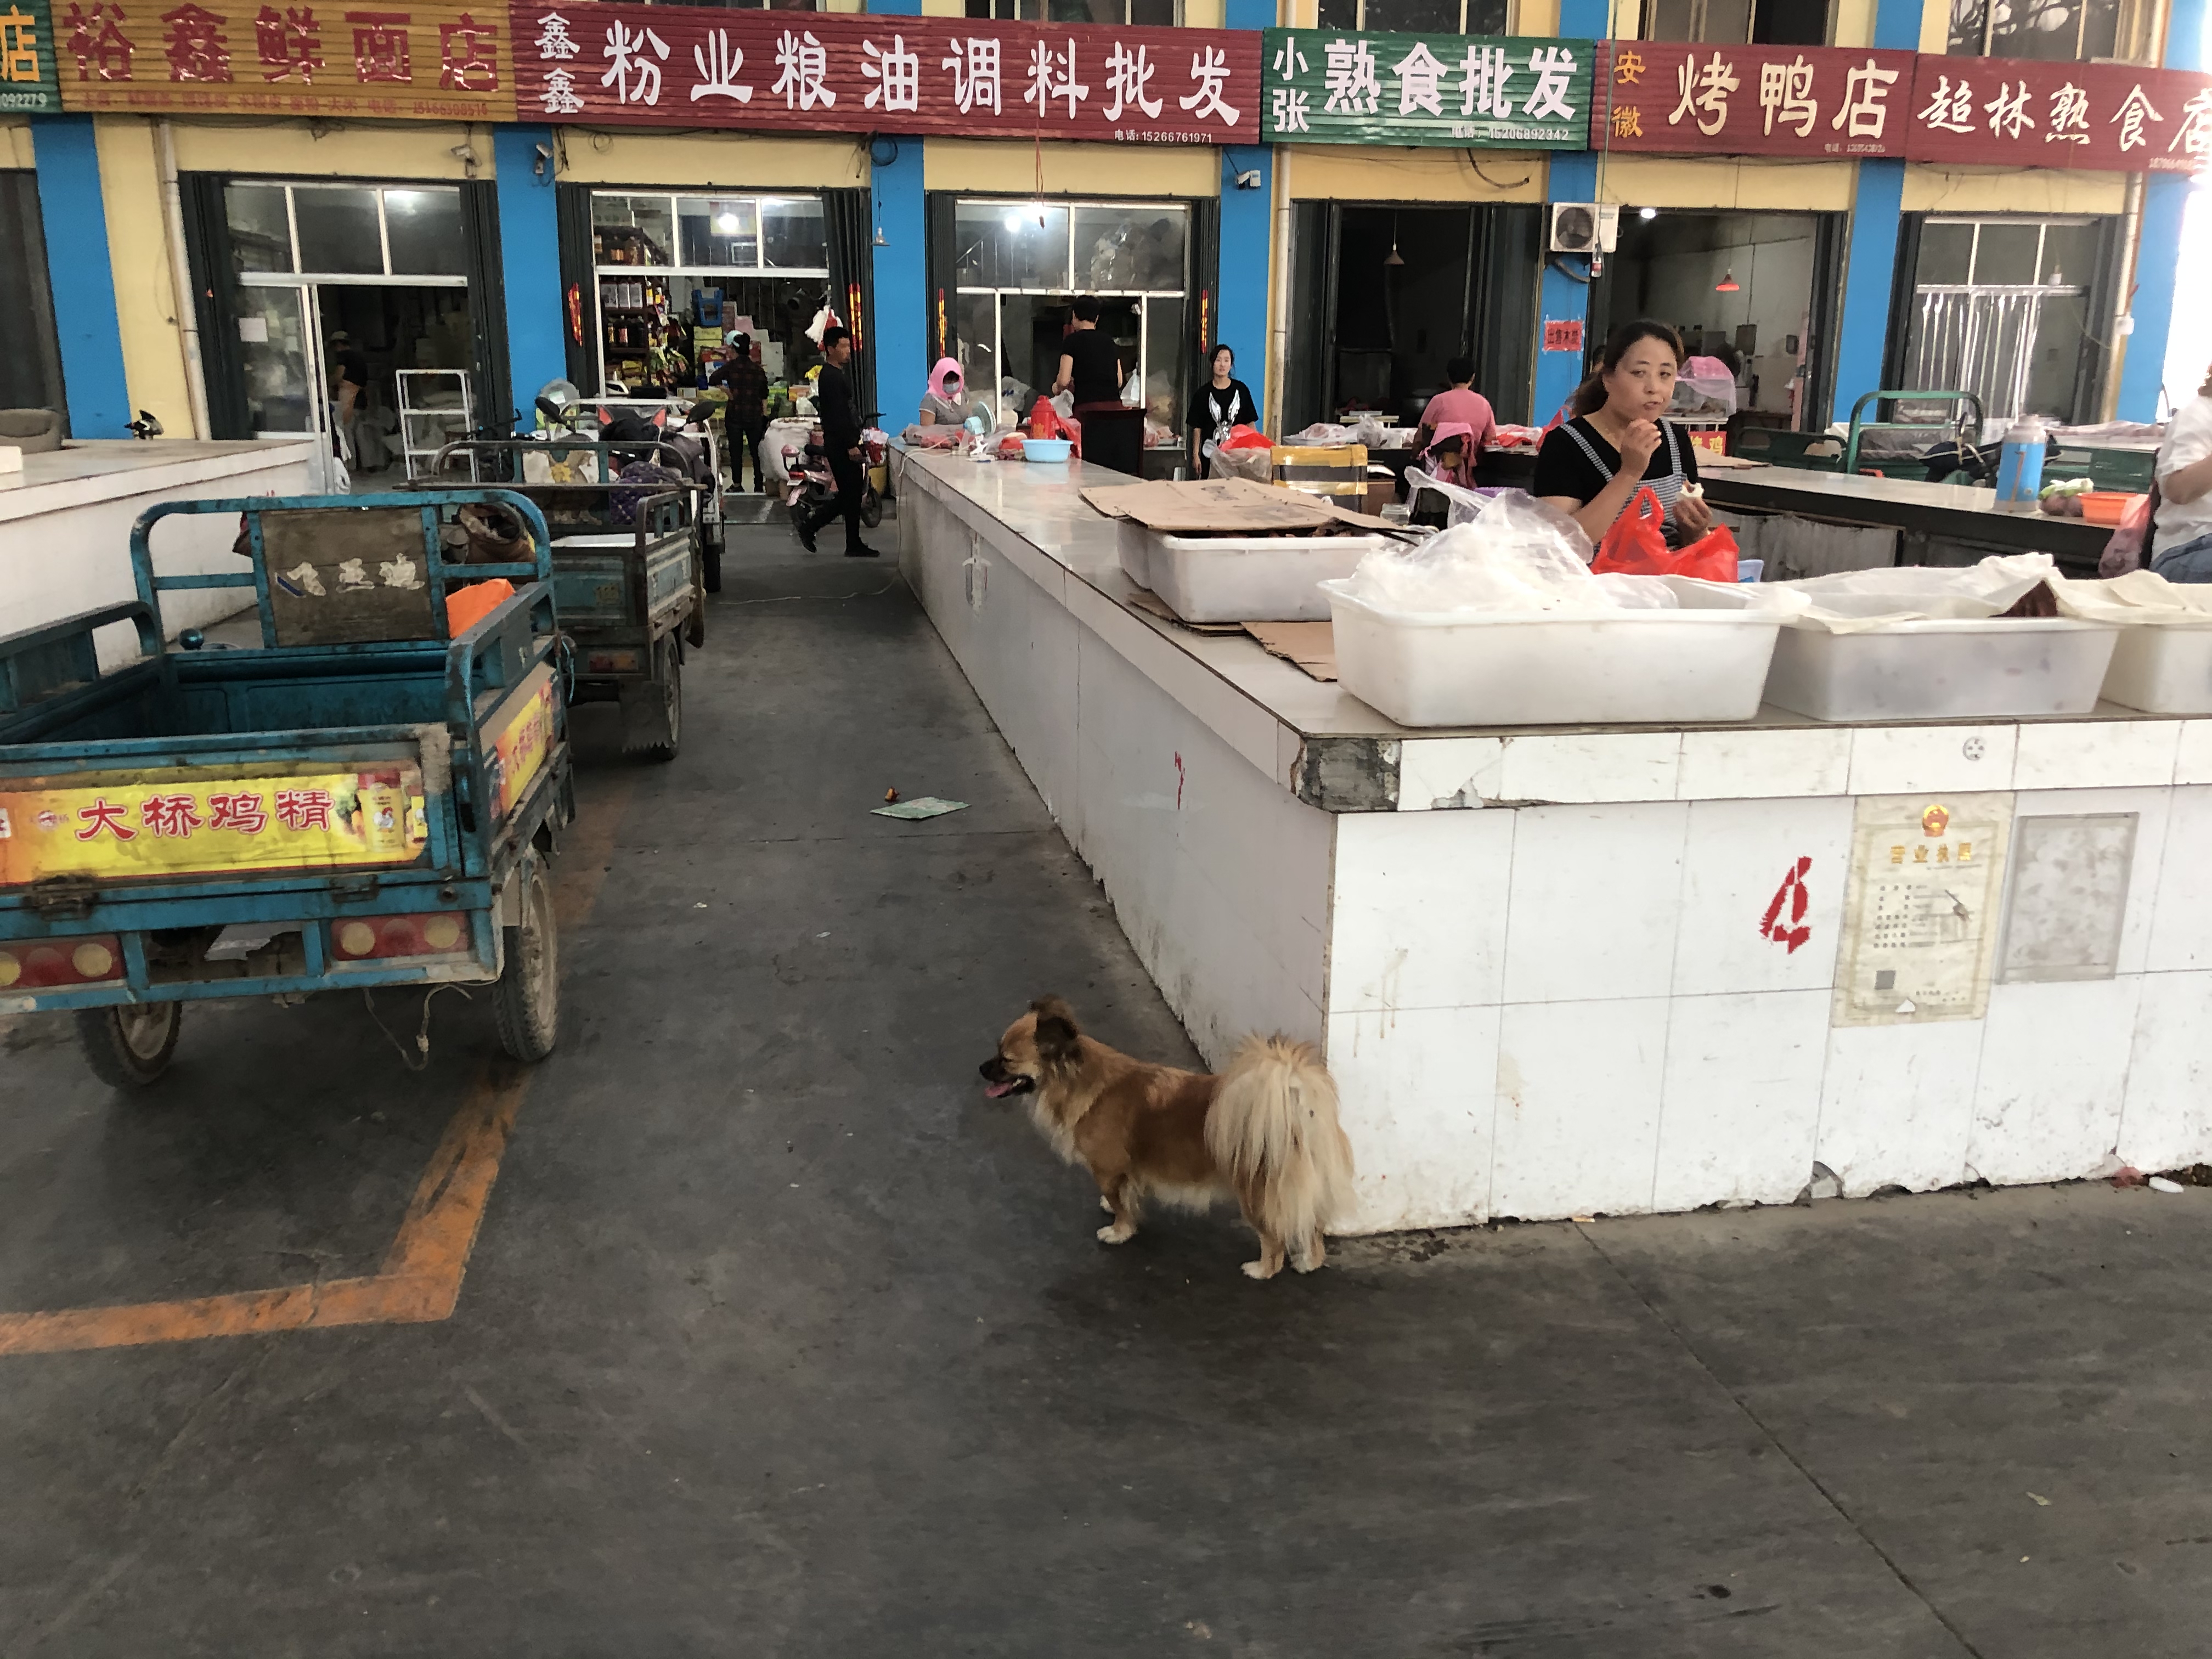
[1082, 478, 1400, 535]
[1243, 622, 1338, 682]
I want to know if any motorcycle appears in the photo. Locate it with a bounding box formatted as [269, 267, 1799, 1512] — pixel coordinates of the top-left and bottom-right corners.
[783, 424, 886, 535]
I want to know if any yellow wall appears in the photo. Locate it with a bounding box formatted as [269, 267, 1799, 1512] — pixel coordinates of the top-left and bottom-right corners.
[1901, 165, 2129, 215]
[1918, 0, 1949, 51]
[1831, 0, 1876, 48]
[556, 132, 868, 189]
[924, 138, 1216, 196]
[1589, 154, 1856, 210]
[1284, 145, 1546, 202]
[170, 119, 494, 180]
[93, 118, 196, 439]
[2, 120, 31, 170]
[1183, 0, 1228, 25]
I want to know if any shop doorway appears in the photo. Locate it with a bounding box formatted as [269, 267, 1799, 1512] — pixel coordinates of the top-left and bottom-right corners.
[1587, 210, 1844, 434]
[1281, 201, 1542, 433]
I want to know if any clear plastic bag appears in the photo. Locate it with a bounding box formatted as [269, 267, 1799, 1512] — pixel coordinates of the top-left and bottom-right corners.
[1344, 492, 1653, 614]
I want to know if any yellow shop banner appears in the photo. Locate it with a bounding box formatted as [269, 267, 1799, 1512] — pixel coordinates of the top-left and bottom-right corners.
[0, 765, 429, 886]
[487, 665, 555, 822]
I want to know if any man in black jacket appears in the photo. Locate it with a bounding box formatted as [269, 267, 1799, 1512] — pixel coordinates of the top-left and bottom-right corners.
[798, 326, 876, 558]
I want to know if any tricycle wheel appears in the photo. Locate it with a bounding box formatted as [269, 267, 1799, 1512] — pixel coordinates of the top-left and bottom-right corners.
[77, 1002, 182, 1087]
[702, 538, 723, 594]
[493, 858, 560, 1063]
[860, 485, 883, 531]
[638, 636, 682, 763]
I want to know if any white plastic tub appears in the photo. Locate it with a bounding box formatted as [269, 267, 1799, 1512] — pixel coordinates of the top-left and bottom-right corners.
[2098, 625, 2212, 714]
[1116, 521, 1389, 620]
[1762, 617, 2119, 721]
[1319, 579, 1785, 727]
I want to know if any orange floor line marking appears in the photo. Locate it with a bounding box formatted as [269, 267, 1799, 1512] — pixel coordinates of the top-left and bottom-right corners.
[0, 774, 633, 1358]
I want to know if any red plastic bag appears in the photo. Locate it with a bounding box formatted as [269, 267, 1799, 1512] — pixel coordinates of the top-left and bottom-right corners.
[1220, 424, 1273, 451]
[1592, 487, 1739, 582]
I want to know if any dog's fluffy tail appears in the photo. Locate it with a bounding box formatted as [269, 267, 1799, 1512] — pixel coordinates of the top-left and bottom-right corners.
[1204, 1036, 1355, 1246]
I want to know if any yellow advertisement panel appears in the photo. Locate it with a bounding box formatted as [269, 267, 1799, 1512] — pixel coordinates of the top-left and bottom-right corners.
[0, 765, 428, 886]
[487, 665, 555, 822]
[55, 0, 516, 119]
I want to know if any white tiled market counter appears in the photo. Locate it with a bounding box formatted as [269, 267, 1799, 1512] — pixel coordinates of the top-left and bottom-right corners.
[897, 449, 2212, 1233]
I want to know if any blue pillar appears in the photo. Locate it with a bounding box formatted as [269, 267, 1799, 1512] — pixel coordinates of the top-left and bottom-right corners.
[1223, 0, 1272, 26]
[1534, 150, 1596, 427]
[1218, 145, 1271, 419]
[31, 115, 129, 439]
[869, 136, 926, 426]
[2117, 0, 2205, 419]
[494, 125, 566, 431]
[1833, 159, 1905, 431]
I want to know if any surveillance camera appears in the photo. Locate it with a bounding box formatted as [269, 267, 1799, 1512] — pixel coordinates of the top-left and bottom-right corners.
[449, 144, 476, 161]
[1233, 170, 1263, 190]
[533, 140, 554, 178]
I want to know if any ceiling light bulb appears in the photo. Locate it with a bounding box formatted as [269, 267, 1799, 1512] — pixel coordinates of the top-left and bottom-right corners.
[1004, 211, 1024, 232]
[1638, 206, 1657, 220]
[715, 212, 740, 234]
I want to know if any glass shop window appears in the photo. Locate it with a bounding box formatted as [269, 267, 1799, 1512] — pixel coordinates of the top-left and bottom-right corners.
[964, 0, 1181, 23]
[1945, 0, 2136, 61]
[1641, 0, 1829, 44]
[1313, 0, 1510, 30]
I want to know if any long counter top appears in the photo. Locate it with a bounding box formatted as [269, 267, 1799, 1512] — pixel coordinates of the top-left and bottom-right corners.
[1702, 463, 2112, 565]
[900, 449, 2208, 813]
[0, 439, 321, 526]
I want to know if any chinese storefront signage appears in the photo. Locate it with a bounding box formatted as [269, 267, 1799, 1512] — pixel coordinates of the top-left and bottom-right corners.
[1259, 27, 1592, 147]
[54, 0, 515, 116]
[1593, 41, 1915, 157]
[511, 8, 1260, 143]
[1901, 55, 2212, 175]
[1, 0, 61, 112]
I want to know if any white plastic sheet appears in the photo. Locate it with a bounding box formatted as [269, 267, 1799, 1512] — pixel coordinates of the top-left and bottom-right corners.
[1762, 553, 2055, 632]
[1341, 493, 1683, 614]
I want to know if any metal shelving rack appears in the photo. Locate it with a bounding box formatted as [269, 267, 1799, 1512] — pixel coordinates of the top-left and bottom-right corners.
[398, 369, 475, 479]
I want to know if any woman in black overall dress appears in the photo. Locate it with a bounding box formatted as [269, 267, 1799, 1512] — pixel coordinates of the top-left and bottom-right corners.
[1533, 319, 1714, 550]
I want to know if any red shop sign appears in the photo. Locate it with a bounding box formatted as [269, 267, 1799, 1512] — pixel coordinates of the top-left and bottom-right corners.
[507, 3, 1261, 143]
[1901, 56, 2212, 175]
[1590, 41, 1916, 159]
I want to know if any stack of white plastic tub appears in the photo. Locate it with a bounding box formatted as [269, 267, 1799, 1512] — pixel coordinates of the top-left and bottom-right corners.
[1116, 520, 1390, 622]
[2051, 571, 2212, 714]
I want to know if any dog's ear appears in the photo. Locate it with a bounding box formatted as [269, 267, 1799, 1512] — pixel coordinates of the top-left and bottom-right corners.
[1030, 995, 1080, 1064]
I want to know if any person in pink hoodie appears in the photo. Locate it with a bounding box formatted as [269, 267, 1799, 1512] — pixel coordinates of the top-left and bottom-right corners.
[1415, 357, 1496, 458]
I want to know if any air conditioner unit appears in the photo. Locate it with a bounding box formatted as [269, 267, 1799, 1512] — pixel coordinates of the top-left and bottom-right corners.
[1549, 202, 1620, 255]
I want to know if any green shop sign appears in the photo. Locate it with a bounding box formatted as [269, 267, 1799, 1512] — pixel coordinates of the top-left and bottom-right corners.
[0, 0, 58, 114]
[1260, 29, 1593, 148]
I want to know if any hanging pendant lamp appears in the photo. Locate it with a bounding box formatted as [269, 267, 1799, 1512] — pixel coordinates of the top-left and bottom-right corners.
[1385, 212, 1405, 267]
[1714, 269, 1741, 292]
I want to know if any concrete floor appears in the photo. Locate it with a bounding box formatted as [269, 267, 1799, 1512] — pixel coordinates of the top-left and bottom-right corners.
[3, 526, 2211, 1657]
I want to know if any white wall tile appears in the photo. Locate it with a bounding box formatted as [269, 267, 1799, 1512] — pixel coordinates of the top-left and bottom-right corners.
[2174, 720, 2212, 785]
[1967, 978, 2140, 1186]
[2146, 787, 2212, 972]
[1494, 732, 1682, 804]
[2009, 786, 2172, 978]
[2118, 972, 2212, 1172]
[1327, 1005, 1501, 1234]
[2013, 720, 2179, 791]
[1396, 737, 1506, 811]
[1814, 1019, 1986, 1195]
[1329, 811, 1514, 1014]
[1675, 726, 1853, 800]
[1503, 803, 1689, 1003]
[1847, 724, 2018, 797]
[1492, 998, 1669, 1220]
[1652, 990, 1830, 1210]
[1669, 797, 1856, 996]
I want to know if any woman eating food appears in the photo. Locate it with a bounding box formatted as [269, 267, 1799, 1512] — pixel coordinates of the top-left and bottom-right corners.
[1533, 319, 1714, 549]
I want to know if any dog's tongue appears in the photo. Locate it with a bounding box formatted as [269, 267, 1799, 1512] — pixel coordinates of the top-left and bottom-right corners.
[983, 1079, 1018, 1098]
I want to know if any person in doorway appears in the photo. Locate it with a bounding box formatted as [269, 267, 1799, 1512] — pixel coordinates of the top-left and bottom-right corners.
[1533, 319, 1713, 549]
[1053, 296, 1124, 407]
[328, 329, 370, 460]
[797, 326, 876, 558]
[708, 334, 770, 493]
[1187, 343, 1257, 476]
[919, 358, 989, 430]
[2148, 364, 2212, 581]
[1415, 357, 1496, 459]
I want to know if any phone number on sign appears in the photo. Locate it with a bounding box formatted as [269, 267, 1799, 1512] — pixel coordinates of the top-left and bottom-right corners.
[1114, 127, 1221, 142]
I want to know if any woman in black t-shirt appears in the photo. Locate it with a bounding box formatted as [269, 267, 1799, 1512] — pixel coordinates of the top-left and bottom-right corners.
[1187, 343, 1256, 475]
[1053, 295, 1125, 407]
[1533, 319, 1712, 548]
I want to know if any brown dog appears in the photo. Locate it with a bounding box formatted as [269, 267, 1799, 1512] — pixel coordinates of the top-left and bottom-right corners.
[980, 997, 1355, 1280]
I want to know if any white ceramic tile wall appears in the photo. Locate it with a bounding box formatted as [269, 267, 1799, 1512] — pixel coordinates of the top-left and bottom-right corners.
[1329, 811, 1514, 1013]
[1967, 977, 2142, 1185]
[1327, 1005, 1502, 1233]
[1846, 725, 2019, 797]
[2175, 721, 2212, 785]
[1670, 797, 1855, 997]
[1397, 737, 1506, 810]
[1492, 732, 1681, 803]
[1814, 1020, 1987, 1195]
[2145, 787, 2212, 972]
[2118, 971, 2212, 1172]
[1492, 998, 1671, 1219]
[2013, 720, 2181, 791]
[1503, 804, 1689, 1003]
[1652, 990, 1830, 1210]
[1675, 727, 1853, 799]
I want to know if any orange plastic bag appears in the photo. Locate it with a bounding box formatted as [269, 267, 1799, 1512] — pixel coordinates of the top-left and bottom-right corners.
[1592, 487, 1740, 582]
[444, 578, 514, 636]
[1028, 397, 1081, 458]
